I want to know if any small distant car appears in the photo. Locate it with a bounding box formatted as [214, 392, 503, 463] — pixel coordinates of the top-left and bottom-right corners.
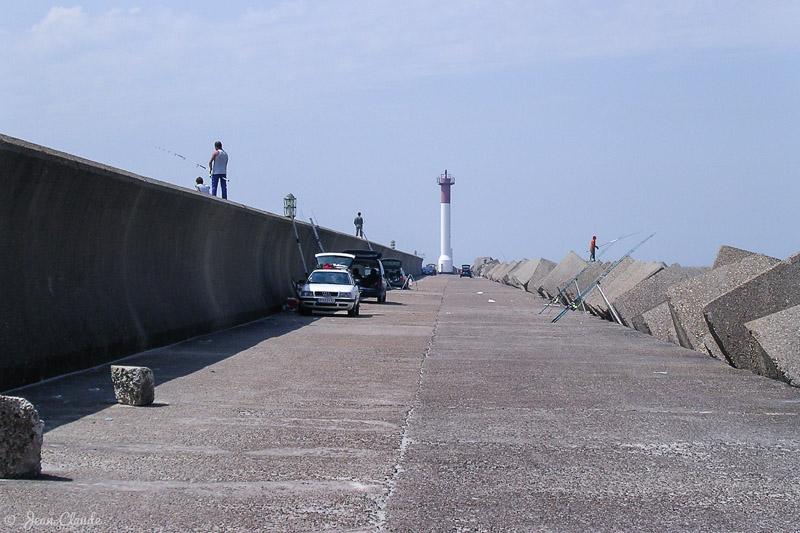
[298, 268, 360, 316]
[460, 265, 473, 278]
[382, 258, 407, 288]
[421, 264, 437, 276]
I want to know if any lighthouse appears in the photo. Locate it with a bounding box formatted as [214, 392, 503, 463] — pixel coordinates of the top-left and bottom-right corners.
[437, 170, 455, 273]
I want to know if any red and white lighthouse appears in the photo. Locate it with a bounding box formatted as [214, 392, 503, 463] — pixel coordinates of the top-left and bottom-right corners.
[437, 170, 455, 273]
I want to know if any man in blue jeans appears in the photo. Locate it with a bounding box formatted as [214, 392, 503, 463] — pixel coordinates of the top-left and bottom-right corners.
[208, 141, 228, 199]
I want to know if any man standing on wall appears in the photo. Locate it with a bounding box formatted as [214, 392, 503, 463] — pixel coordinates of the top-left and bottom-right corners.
[590, 235, 599, 262]
[209, 141, 228, 199]
[354, 212, 364, 237]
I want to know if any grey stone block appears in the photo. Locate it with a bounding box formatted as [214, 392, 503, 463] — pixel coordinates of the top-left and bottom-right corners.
[111, 365, 155, 406]
[584, 260, 667, 321]
[522, 259, 556, 294]
[703, 252, 800, 378]
[474, 259, 499, 278]
[537, 251, 587, 300]
[641, 302, 679, 344]
[666, 253, 780, 358]
[581, 257, 635, 316]
[501, 261, 525, 286]
[485, 262, 507, 281]
[509, 258, 536, 288]
[489, 262, 517, 283]
[615, 264, 711, 331]
[504, 259, 530, 288]
[745, 305, 800, 387]
[0, 396, 44, 478]
[712, 245, 758, 270]
[564, 261, 609, 302]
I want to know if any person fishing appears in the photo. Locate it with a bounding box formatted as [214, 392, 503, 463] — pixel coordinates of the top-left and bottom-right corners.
[590, 235, 599, 262]
[208, 141, 229, 199]
[354, 212, 364, 237]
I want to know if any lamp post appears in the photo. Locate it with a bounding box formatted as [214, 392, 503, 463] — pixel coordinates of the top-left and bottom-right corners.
[284, 193, 307, 277]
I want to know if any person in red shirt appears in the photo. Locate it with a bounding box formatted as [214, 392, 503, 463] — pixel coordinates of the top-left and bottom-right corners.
[590, 236, 599, 261]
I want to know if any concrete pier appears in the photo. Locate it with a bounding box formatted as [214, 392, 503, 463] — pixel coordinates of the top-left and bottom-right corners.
[2, 276, 800, 532]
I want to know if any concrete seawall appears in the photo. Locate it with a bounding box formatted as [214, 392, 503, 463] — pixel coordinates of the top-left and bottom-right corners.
[1, 134, 421, 390]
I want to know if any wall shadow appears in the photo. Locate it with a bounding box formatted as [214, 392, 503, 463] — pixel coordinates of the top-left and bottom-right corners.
[5, 313, 303, 433]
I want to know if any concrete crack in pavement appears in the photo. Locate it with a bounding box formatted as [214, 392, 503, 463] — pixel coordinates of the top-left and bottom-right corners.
[373, 277, 447, 531]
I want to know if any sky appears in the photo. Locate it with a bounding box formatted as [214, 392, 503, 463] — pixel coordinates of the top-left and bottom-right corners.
[3, 1, 799, 268]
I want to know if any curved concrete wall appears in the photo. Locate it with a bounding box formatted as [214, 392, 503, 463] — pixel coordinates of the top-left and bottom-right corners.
[0, 134, 421, 390]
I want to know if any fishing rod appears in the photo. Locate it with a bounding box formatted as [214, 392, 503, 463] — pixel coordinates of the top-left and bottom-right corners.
[309, 218, 325, 252]
[539, 230, 640, 314]
[596, 231, 641, 250]
[155, 146, 207, 170]
[551, 232, 657, 323]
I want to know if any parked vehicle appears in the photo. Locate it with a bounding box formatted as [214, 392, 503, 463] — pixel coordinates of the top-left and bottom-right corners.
[298, 268, 360, 316]
[421, 264, 437, 276]
[460, 265, 473, 278]
[344, 249, 387, 303]
[382, 258, 406, 288]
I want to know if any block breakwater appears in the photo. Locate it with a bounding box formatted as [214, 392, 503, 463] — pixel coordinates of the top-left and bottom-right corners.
[473, 246, 800, 387]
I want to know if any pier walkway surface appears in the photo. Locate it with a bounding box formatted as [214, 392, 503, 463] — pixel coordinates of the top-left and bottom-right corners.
[3, 276, 800, 532]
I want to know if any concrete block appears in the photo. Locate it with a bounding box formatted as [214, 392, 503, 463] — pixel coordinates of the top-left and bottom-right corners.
[111, 365, 155, 406]
[504, 259, 529, 288]
[474, 259, 499, 278]
[512, 258, 542, 289]
[641, 302, 680, 345]
[584, 260, 667, 321]
[567, 261, 610, 301]
[537, 251, 587, 300]
[703, 252, 800, 378]
[712, 245, 758, 270]
[493, 262, 519, 283]
[745, 305, 800, 387]
[522, 259, 557, 294]
[499, 261, 523, 286]
[615, 264, 711, 331]
[666, 254, 780, 358]
[485, 262, 508, 281]
[0, 396, 44, 478]
[581, 257, 635, 317]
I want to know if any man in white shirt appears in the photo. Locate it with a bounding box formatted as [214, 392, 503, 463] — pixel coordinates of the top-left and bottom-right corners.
[209, 141, 229, 199]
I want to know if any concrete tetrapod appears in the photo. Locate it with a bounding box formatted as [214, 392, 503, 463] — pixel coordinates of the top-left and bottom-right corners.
[583, 260, 666, 321]
[537, 251, 587, 300]
[614, 264, 710, 331]
[703, 252, 800, 379]
[640, 302, 680, 344]
[502, 260, 528, 287]
[522, 258, 557, 294]
[712, 244, 759, 270]
[745, 305, 800, 387]
[666, 253, 780, 358]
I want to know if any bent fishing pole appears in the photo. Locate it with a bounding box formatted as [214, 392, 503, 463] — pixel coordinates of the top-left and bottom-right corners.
[540, 230, 640, 314]
[551, 232, 657, 323]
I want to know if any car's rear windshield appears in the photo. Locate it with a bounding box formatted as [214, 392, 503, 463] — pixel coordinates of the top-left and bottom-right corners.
[309, 271, 352, 285]
[316, 254, 353, 269]
[350, 260, 380, 278]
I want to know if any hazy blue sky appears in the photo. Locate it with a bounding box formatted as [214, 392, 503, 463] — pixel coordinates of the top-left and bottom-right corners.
[3, 2, 798, 267]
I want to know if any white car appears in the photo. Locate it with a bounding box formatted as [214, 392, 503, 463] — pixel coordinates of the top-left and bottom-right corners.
[298, 268, 361, 316]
